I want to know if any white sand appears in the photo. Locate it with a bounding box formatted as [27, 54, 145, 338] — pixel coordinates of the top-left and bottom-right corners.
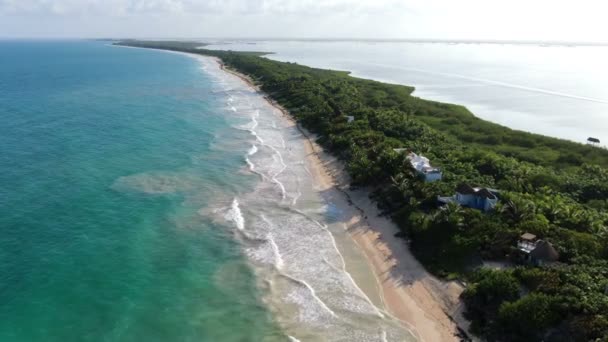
[215, 60, 470, 341]
[123, 44, 471, 340]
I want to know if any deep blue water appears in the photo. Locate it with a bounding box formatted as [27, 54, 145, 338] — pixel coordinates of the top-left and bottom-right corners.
[0, 41, 281, 341]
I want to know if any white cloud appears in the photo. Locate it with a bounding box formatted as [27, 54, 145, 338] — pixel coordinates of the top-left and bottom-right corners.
[0, 0, 184, 15]
[0, 0, 410, 16]
[0, 0, 606, 41]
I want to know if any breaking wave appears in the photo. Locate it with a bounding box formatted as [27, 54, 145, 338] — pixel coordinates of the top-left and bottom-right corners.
[194, 54, 416, 341]
[248, 144, 258, 156]
[224, 198, 245, 231]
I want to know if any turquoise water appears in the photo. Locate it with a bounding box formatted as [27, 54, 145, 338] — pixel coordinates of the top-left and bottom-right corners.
[0, 41, 282, 341]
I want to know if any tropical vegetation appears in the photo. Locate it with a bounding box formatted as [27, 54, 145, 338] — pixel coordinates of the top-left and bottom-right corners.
[117, 40, 608, 341]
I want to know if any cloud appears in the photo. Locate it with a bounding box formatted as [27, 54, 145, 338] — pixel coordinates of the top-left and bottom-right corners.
[0, 0, 184, 15]
[0, 0, 606, 41]
[0, 0, 409, 16]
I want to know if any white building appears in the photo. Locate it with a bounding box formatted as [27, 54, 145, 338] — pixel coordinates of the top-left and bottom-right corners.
[405, 151, 442, 182]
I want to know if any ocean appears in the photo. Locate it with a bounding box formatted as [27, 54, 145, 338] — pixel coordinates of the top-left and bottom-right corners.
[0, 41, 414, 341]
[0, 40, 280, 341]
[206, 40, 608, 144]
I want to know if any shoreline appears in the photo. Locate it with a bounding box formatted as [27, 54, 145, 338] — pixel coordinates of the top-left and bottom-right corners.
[216, 59, 470, 341]
[206, 42, 608, 145]
[117, 43, 470, 340]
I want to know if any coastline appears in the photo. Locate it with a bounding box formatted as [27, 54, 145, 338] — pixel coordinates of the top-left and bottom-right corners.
[216, 58, 470, 341]
[116, 42, 469, 340]
[204, 41, 608, 145]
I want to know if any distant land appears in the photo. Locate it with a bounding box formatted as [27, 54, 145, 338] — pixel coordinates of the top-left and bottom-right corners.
[93, 37, 608, 47]
[118, 39, 608, 341]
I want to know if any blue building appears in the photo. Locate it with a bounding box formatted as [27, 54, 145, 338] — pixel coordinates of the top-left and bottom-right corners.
[438, 184, 499, 212]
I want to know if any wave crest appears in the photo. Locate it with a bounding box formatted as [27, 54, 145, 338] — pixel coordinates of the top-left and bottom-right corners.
[224, 198, 245, 230]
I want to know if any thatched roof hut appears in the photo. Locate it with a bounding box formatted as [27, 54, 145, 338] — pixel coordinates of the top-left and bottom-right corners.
[530, 240, 559, 263]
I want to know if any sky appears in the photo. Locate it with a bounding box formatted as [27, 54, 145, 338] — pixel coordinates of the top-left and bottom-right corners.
[1, 0, 607, 41]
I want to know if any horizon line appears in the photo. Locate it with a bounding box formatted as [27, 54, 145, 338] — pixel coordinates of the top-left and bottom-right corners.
[2, 37, 608, 46]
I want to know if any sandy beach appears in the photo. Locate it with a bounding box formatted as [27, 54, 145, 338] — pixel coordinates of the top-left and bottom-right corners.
[114, 44, 470, 340]
[300, 131, 469, 342]
[216, 59, 470, 341]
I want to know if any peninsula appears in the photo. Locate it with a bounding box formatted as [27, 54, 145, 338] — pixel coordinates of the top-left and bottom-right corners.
[117, 40, 608, 341]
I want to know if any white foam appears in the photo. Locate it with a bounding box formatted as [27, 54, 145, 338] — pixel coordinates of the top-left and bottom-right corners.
[282, 272, 337, 319]
[248, 144, 258, 156]
[224, 198, 245, 230]
[261, 215, 285, 269]
[251, 110, 260, 131]
[245, 157, 256, 171]
[291, 174, 302, 206]
[289, 208, 385, 318]
[187, 53, 417, 341]
[255, 134, 264, 145]
[266, 144, 288, 199]
[245, 157, 269, 181]
[267, 233, 284, 270]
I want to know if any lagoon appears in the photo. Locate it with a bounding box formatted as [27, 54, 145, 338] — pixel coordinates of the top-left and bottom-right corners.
[207, 40, 608, 144]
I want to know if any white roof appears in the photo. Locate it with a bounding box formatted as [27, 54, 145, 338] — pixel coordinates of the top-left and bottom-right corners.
[407, 152, 433, 172]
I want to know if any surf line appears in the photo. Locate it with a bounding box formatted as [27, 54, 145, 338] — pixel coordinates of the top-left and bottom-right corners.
[217, 56, 390, 319]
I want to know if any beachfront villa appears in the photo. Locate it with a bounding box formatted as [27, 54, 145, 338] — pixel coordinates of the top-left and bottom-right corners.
[516, 233, 559, 265]
[394, 149, 443, 182]
[438, 184, 499, 212]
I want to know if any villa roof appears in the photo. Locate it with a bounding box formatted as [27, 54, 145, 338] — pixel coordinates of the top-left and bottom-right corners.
[520, 233, 537, 241]
[456, 184, 497, 199]
[476, 188, 497, 199]
[405, 152, 442, 177]
[456, 183, 476, 195]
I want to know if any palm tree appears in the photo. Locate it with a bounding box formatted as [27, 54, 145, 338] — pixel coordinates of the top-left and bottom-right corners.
[542, 199, 563, 223]
[391, 170, 421, 204]
[391, 173, 412, 194]
[408, 197, 422, 210]
[434, 202, 465, 228]
[573, 210, 605, 234]
[499, 198, 537, 223]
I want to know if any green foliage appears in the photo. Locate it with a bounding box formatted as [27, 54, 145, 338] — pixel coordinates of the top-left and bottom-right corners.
[118, 41, 608, 341]
[467, 262, 608, 341]
[498, 293, 560, 340]
[462, 269, 520, 336]
[464, 269, 520, 309]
